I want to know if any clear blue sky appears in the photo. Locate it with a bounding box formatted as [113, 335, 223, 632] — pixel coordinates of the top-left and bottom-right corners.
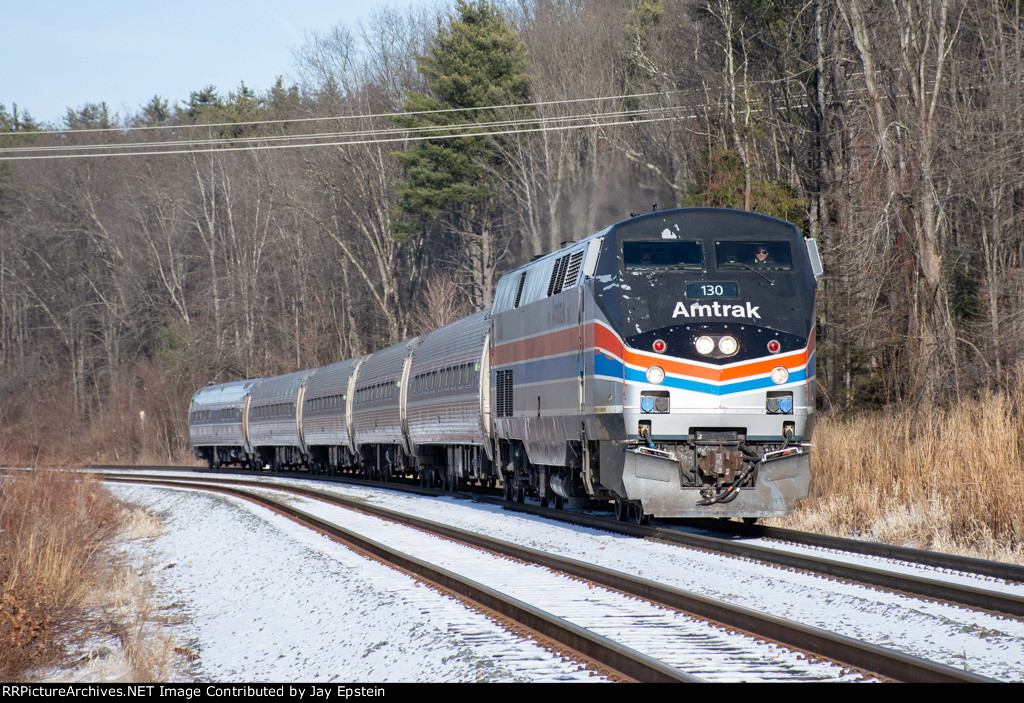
[1, 0, 422, 127]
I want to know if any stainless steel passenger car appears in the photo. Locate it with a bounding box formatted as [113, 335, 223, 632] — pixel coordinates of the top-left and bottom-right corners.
[406, 310, 492, 488]
[248, 368, 316, 470]
[350, 339, 416, 478]
[302, 356, 365, 474]
[189, 378, 262, 469]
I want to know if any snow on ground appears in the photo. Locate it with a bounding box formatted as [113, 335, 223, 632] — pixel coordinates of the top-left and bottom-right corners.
[109, 484, 600, 683]
[229, 488, 861, 682]
[209, 475, 1024, 681]
[110, 475, 1024, 682]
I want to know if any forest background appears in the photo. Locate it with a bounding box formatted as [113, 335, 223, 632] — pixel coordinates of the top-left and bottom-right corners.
[2, 0, 1022, 552]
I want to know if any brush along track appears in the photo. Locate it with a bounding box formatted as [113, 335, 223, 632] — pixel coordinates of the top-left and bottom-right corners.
[102, 471, 992, 682]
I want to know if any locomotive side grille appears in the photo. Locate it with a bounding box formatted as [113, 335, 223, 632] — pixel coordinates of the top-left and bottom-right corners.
[513, 271, 527, 308]
[546, 255, 564, 297]
[495, 369, 514, 417]
[554, 254, 570, 294]
[505, 369, 513, 417]
[547, 254, 574, 296]
[562, 250, 584, 289]
[495, 370, 505, 416]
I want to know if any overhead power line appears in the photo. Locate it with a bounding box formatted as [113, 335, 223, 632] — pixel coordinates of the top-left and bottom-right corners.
[0, 105, 691, 156]
[0, 90, 690, 138]
[0, 114, 695, 162]
[0, 99, 706, 162]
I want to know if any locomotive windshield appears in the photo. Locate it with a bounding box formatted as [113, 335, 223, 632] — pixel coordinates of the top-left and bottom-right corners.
[589, 209, 815, 346]
[624, 241, 703, 271]
[715, 240, 792, 270]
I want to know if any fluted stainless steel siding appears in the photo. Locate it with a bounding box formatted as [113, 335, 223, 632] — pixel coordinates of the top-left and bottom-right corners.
[301, 356, 364, 452]
[189, 378, 262, 451]
[407, 310, 491, 451]
[248, 369, 315, 451]
[351, 339, 419, 451]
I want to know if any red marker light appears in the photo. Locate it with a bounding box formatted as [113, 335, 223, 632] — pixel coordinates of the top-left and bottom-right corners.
[653, 339, 666, 353]
[767, 340, 781, 353]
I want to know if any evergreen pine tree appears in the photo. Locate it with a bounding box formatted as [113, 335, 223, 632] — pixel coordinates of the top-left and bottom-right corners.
[392, 0, 530, 306]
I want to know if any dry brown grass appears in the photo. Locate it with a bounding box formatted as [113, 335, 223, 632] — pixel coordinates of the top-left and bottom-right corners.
[0, 470, 186, 681]
[772, 380, 1024, 564]
[103, 559, 184, 682]
[0, 469, 123, 680]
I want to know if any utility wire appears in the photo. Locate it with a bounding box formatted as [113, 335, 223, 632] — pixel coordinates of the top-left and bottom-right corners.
[0, 104, 691, 154]
[0, 90, 694, 138]
[0, 112, 696, 161]
[0, 102, 706, 161]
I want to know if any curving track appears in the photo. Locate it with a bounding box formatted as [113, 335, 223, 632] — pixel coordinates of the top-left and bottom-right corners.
[100, 467, 1008, 682]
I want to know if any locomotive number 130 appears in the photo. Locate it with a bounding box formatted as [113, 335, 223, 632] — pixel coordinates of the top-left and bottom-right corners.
[686, 282, 739, 299]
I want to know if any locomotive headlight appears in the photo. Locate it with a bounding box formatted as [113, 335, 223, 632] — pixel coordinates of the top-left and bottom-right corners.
[770, 366, 790, 385]
[718, 335, 739, 356]
[646, 365, 665, 384]
[695, 336, 715, 355]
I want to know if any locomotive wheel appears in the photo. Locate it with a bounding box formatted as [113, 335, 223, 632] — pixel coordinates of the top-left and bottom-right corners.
[631, 502, 651, 526]
[614, 499, 648, 523]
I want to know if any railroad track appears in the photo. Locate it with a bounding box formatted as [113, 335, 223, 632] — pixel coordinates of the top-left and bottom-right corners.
[502, 501, 1024, 618]
[92, 464, 1024, 617]
[102, 471, 996, 682]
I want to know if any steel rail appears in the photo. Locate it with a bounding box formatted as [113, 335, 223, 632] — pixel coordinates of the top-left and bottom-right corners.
[106, 473, 995, 683]
[691, 519, 1024, 583]
[89, 465, 1024, 615]
[494, 500, 1024, 618]
[103, 476, 700, 683]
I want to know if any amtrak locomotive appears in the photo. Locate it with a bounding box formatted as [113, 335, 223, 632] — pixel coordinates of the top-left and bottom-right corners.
[189, 208, 822, 522]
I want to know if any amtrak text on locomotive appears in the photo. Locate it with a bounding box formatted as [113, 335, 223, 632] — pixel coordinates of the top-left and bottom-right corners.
[671, 301, 761, 319]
